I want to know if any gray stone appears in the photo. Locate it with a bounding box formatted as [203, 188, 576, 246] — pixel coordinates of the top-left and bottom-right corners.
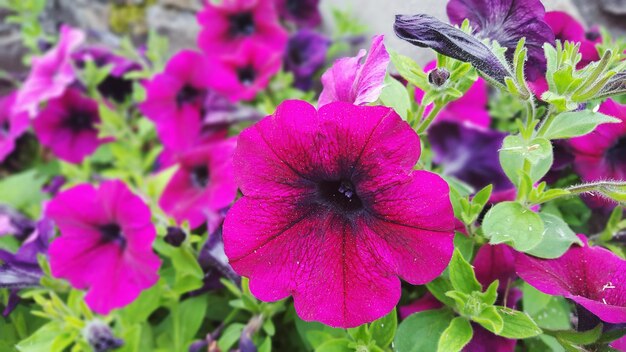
[600, 0, 626, 15]
[146, 4, 200, 55]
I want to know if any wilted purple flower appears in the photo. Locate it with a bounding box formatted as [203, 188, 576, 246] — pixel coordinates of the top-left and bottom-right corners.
[276, 0, 322, 27]
[429, 121, 512, 192]
[73, 46, 141, 103]
[394, 15, 511, 85]
[164, 226, 186, 247]
[0, 217, 54, 316]
[0, 93, 29, 163]
[0, 205, 35, 240]
[447, 0, 554, 79]
[14, 25, 85, 116]
[284, 29, 330, 90]
[42, 176, 67, 197]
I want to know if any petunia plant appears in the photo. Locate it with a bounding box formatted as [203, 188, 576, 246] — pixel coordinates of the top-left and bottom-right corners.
[2, 0, 626, 351]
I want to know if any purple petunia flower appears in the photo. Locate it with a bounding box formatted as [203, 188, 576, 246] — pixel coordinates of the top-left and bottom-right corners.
[197, 0, 288, 57]
[0, 217, 54, 316]
[140, 50, 215, 153]
[284, 29, 330, 90]
[275, 0, 322, 27]
[394, 15, 511, 85]
[206, 41, 282, 102]
[318, 35, 390, 107]
[33, 88, 109, 164]
[223, 100, 455, 327]
[47, 180, 161, 315]
[0, 93, 29, 163]
[447, 0, 554, 80]
[14, 25, 85, 117]
[517, 236, 626, 324]
[429, 121, 513, 192]
[73, 46, 141, 103]
[0, 205, 35, 240]
[159, 139, 238, 231]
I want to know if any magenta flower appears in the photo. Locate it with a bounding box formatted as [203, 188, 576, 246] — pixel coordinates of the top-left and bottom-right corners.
[223, 100, 455, 327]
[14, 25, 85, 116]
[47, 180, 161, 315]
[197, 0, 288, 56]
[276, 0, 321, 27]
[318, 35, 390, 107]
[545, 11, 600, 68]
[207, 41, 282, 102]
[447, 0, 554, 79]
[140, 50, 212, 152]
[517, 236, 626, 324]
[0, 93, 29, 163]
[570, 99, 626, 183]
[159, 139, 238, 231]
[33, 88, 108, 164]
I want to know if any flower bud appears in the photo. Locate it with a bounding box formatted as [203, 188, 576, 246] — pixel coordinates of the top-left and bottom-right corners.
[164, 226, 186, 247]
[428, 68, 450, 87]
[84, 321, 124, 352]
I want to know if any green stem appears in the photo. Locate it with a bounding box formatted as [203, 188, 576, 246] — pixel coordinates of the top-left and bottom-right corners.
[416, 103, 444, 134]
[523, 99, 537, 138]
[537, 106, 557, 137]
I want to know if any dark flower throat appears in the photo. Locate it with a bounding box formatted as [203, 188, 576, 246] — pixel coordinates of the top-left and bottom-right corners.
[237, 66, 256, 85]
[99, 223, 125, 247]
[65, 111, 94, 132]
[191, 165, 210, 188]
[607, 136, 626, 166]
[229, 12, 255, 36]
[318, 179, 363, 212]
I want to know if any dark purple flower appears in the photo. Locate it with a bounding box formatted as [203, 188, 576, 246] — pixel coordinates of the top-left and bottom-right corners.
[164, 226, 186, 247]
[0, 217, 54, 316]
[447, 0, 554, 79]
[276, 0, 322, 27]
[429, 121, 512, 192]
[42, 176, 67, 197]
[73, 46, 141, 103]
[84, 320, 124, 352]
[284, 29, 330, 90]
[394, 15, 511, 85]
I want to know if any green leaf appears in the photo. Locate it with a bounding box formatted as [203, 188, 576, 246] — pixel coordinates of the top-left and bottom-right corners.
[472, 306, 504, 335]
[525, 213, 583, 258]
[499, 135, 553, 185]
[315, 338, 353, 352]
[448, 249, 482, 294]
[370, 308, 397, 348]
[177, 295, 209, 344]
[453, 232, 474, 262]
[389, 50, 428, 89]
[482, 202, 545, 251]
[393, 309, 454, 352]
[379, 75, 412, 120]
[554, 324, 602, 346]
[218, 323, 245, 351]
[541, 111, 621, 139]
[295, 317, 346, 350]
[492, 307, 542, 339]
[347, 324, 370, 343]
[437, 317, 473, 352]
[0, 170, 46, 212]
[426, 278, 456, 307]
[16, 322, 62, 352]
[523, 283, 571, 330]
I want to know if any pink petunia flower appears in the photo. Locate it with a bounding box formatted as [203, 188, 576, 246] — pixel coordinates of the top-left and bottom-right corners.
[318, 35, 390, 107]
[0, 93, 29, 162]
[223, 100, 455, 327]
[415, 61, 491, 128]
[14, 25, 85, 117]
[140, 50, 214, 153]
[545, 11, 600, 68]
[517, 236, 626, 324]
[570, 99, 626, 207]
[275, 0, 321, 28]
[207, 41, 282, 102]
[159, 139, 238, 231]
[197, 0, 288, 56]
[33, 88, 109, 164]
[47, 180, 161, 315]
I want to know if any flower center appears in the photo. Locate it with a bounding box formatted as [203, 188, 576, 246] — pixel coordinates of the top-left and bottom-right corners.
[288, 45, 304, 65]
[586, 31, 600, 41]
[98, 76, 133, 103]
[190, 165, 210, 188]
[606, 136, 626, 166]
[237, 66, 256, 85]
[318, 179, 363, 212]
[0, 119, 9, 136]
[99, 223, 125, 247]
[229, 12, 255, 36]
[176, 84, 202, 107]
[65, 111, 94, 132]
